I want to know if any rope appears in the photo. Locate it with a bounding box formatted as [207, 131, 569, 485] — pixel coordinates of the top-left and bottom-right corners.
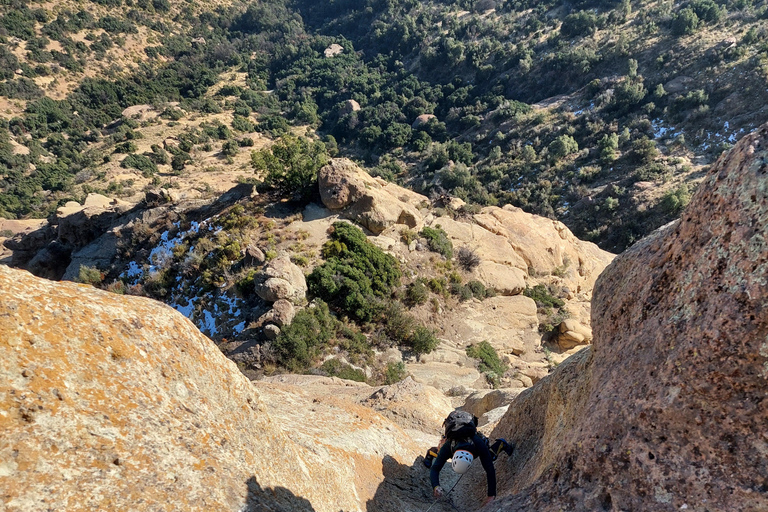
[424, 472, 465, 512]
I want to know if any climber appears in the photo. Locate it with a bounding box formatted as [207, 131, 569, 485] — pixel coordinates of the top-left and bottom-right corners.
[423, 410, 514, 507]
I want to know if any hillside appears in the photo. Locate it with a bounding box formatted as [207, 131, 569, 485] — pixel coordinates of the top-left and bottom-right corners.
[2, 121, 766, 510]
[1, 0, 766, 252]
[1, 158, 613, 389]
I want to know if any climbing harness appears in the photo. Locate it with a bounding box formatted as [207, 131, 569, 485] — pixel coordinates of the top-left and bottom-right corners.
[425, 472, 466, 512]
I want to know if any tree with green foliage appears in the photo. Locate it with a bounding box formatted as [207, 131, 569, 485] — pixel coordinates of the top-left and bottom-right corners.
[121, 154, 157, 176]
[673, 8, 699, 35]
[308, 222, 401, 322]
[251, 135, 329, 200]
[598, 133, 619, 163]
[549, 134, 579, 159]
[272, 300, 337, 371]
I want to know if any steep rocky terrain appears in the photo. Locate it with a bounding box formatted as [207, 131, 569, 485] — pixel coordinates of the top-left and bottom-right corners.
[0, 264, 429, 512]
[479, 122, 768, 510]
[3, 158, 613, 389]
[2, 122, 768, 511]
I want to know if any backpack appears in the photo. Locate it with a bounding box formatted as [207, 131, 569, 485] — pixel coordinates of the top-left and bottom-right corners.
[443, 410, 478, 441]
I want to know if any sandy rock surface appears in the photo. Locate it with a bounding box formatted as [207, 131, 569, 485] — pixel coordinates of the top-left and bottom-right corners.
[318, 158, 425, 234]
[0, 265, 426, 512]
[484, 123, 768, 511]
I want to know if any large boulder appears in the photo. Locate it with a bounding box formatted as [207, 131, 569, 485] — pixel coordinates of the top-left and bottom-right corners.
[483, 124, 768, 511]
[0, 265, 421, 512]
[437, 295, 540, 357]
[556, 318, 592, 350]
[363, 377, 454, 436]
[254, 255, 307, 303]
[405, 361, 486, 394]
[318, 159, 426, 234]
[461, 389, 522, 418]
[472, 260, 526, 296]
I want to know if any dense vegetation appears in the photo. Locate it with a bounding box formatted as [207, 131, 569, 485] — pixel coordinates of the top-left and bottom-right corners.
[0, 0, 763, 252]
[305, 222, 439, 356]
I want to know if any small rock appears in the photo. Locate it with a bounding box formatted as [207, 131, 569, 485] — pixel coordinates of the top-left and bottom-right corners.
[263, 324, 281, 340]
[243, 245, 266, 267]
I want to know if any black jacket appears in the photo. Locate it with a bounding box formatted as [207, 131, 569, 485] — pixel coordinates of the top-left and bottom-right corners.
[429, 433, 496, 497]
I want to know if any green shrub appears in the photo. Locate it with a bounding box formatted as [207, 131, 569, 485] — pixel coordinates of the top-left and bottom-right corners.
[660, 184, 691, 214]
[384, 361, 407, 384]
[673, 8, 699, 35]
[252, 135, 329, 200]
[598, 133, 619, 163]
[523, 285, 565, 308]
[273, 301, 336, 371]
[114, 141, 138, 154]
[420, 226, 453, 259]
[121, 154, 158, 176]
[466, 340, 507, 377]
[77, 265, 104, 285]
[236, 269, 258, 295]
[560, 10, 599, 38]
[409, 325, 439, 355]
[467, 280, 487, 299]
[548, 134, 579, 159]
[308, 222, 401, 322]
[320, 359, 366, 382]
[428, 277, 447, 295]
[630, 137, 659, 164]
[406, 280, 429, 305]
[231, 115, 255, 132]
[635, 163, 670, 182]
[382, 301, 416, 345]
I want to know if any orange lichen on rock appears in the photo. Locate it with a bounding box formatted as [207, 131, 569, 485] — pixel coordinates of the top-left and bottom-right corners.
[0, 265, 421, 511]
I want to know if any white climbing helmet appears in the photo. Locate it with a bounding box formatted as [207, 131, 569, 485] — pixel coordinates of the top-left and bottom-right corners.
[451, 449, 474, 474]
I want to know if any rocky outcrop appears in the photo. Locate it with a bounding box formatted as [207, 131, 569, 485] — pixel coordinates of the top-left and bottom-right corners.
[363, 376, 454, 436]
[461, 389, 522, 419]
[434, 205, 612, 296]
[484, 124, 768, 511]
[436, 295, 540, 357]
[472, 260, 526, 296]
[318, 158, 425, 234]
[254, 254, 307, 304]
[555, 318, 592, 350]
[411, 114, 436, 129]
[0, 265, 424, 512]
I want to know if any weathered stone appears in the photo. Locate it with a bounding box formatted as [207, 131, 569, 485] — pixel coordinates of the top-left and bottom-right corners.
[406, 361, 486, 393]
[26, 241, 73, 281]
[479, 405, 509, 428]
[260, 299, 295, 328]
[461, 389, 522, 418]
[263, 323, 281, 340]
[0, 265, 422, 512]
[485, 124, 768, 511]
[472, 261, 526, 296]
[324, 43, 344, 57]
[243, 245, 266, 267]
[254, 255, 307, 304]
[437, 295, 540, 356]
[318, 159, 425, 234]
[411, 114, 436, 129]
[340, 99, 361, 115]
[556, 318, 592, 350]
[364, 377, 454, 435]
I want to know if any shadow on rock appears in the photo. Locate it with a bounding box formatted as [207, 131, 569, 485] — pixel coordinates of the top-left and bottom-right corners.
[366, 455, 464, 512]
[242, 476, 317, 512]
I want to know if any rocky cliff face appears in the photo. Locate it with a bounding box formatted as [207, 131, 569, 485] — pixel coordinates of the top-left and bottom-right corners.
[0, 265, 427, 512]
[484, 123, 768, 510]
